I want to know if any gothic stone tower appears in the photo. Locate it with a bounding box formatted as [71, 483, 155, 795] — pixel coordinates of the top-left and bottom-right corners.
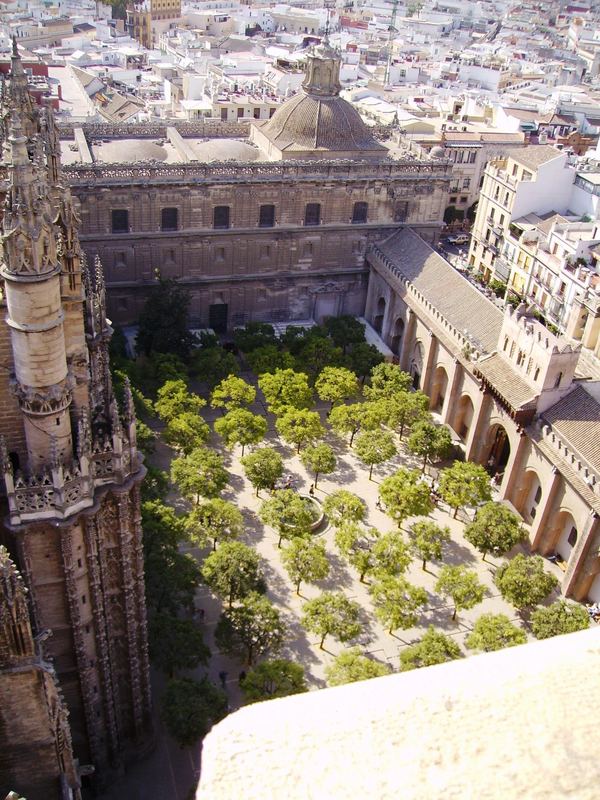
[0, 546, 82, 800]
[0, 43, 151, 782]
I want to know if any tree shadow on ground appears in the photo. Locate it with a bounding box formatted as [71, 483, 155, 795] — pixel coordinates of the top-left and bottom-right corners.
[280, 614, 322, 669]
[327, 457, 357, 485]
[443, 538, 477, 566]
[260, 560, 292, 607]
[239, 507, 266, 545]
[316, 550, 354, 591]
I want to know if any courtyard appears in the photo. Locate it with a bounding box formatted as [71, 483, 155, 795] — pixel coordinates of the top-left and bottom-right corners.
[98, 332, 577, 800]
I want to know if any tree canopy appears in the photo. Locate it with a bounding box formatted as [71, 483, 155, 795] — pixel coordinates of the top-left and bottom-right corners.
[300, 442, 336, 487]
[325, 647, 391, 686]
[407, 420, 453, 472]
[369, 576, 427, 634]
[281, 538, 330, 594]
[155, 379, 205, 423]
[380, 391, 430, 440]
[240, 447, 284, 495]
[137, 275, 195, 358]
[354, 429, 397, 480]
[370, 530, 412, 577]
[201, 541, 264, 608]
[214, 408, 267, 455]
[275, 408, 325, 453]
[210, 375, 256, 410]
[258, 368, 312, 415]
[438, 461, 492, 518]
[379, 468, 433, 525]
[465, 613, 527, 652]
[161, 677, 227, 747]
[170, 447, 228, 503]
[163, 412, 210, 454]
[259, 489, 313, 547]
[435, 565, 486, 620]
[149, 613, 210, 676]
[186, 497, 243, 551]
[530, 600, 590, 640]
[322, 490, 367, 527]
[328, 401, 383, 446]
[399, 626, 462, 671]
[240, 660, 308, 703]
[215, 592, 286, 665]
[315, 366, 360, 410]
[324, 315, 366, 352]
[464, 502, 526, 560]
[408, 519, 450, 571]
[364, 363, 412, 401]
[301, 591, 362, 649]
[494, 554, 559, 610]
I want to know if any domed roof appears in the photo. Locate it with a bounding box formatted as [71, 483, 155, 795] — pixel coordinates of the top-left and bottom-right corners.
[253, 38, 386, 160]
[261, 92, 383, 154]
[192, 138, 261, 162]
[429, 145, 445, 159]
[93, 139, 167, 163]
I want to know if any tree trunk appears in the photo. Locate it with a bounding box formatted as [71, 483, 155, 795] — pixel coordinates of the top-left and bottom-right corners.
[399, 422, 405, 440]
[360, 571, 367, 583]
[213, 539, 217, 551]
[256, 486, 260, 497]
[296, 580, 301, 594]
[314, 472, 319, 488]
[278, 533, 283, 548]
[349, 429, 357, 447]
[297, 443, 301, 454]
[319, 633, 326, 649]
[453, 507, 458, 519]
[422, 559, 427, 570]
[452, 607, 457, 621]
[422, 455, 427, 473]
[482, 551, 487, 562]
[241, 443, 245, 457]
[369, 464, 374, 480]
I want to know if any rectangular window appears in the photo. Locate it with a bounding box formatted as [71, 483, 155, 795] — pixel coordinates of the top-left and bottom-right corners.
[352, 201, 368, 224]
[305, 203, 321, 226]
[269, 107, 276, 118]
[213, 206, 230, 229]
[161, 207, 178, 231]
[462, 178, 470, 188]
[111, 209, 129, 233]
[237, 107, 244, 119]
[220, 108, 228, 121]
[253, 107, 261, 119]
[259, 204, 275, 227]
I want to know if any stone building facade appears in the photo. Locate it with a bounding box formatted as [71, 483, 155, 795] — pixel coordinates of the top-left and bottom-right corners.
[0, 44, 151, 797]
[0, 546, 81, 800]
[57, 42, 451, 331]
[366, 227, 600, 602]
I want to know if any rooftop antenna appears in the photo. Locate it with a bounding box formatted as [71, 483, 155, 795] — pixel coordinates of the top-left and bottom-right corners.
[384, 0, 399, 87]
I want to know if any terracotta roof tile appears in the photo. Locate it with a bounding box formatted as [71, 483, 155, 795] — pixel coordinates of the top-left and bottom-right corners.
[474, 352, 538, 409]
[374, 228, 503, 352]
[541, 384, 600, 467]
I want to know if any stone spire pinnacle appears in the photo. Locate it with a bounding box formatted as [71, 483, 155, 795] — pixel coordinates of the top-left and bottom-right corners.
[5, 37, 38, 139]
[1, 109, 58, 280]
[0, 545, 35, 668]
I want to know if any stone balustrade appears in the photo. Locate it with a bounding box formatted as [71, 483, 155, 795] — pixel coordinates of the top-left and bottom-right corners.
[1, 432, 141, 526]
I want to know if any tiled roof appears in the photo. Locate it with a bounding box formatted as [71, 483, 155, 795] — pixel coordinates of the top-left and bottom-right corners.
[542, 384, 600, 467]
[511, 145, 563, 170]
[374, 228, 503, 353]
[260, 92, 386, 154]
[474, 352, 538, 410]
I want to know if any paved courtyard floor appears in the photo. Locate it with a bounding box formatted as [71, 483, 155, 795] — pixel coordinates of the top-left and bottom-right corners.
[96, 368, 567, 800]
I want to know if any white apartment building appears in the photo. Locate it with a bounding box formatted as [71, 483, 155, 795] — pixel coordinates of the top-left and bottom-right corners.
[468, 146, 577, 283]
